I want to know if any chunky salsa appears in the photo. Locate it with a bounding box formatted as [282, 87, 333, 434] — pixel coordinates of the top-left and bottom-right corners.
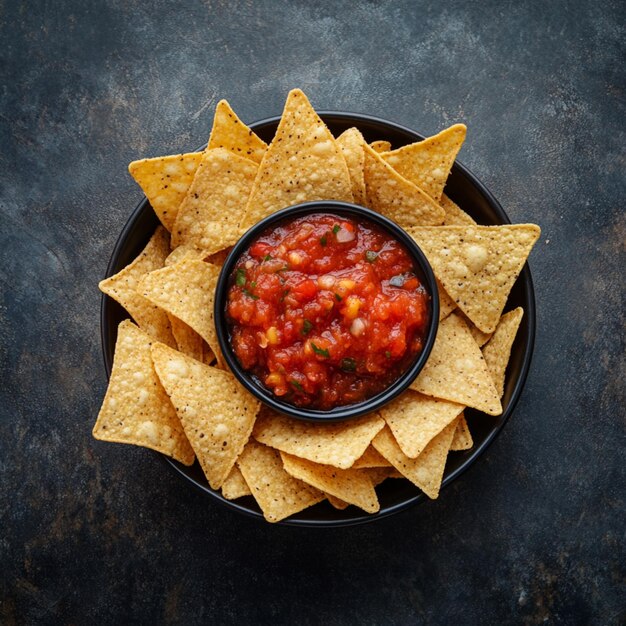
[226, 213, 430, 410]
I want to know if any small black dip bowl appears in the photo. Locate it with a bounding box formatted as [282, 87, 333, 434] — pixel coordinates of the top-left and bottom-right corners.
[214, 201, 440, 423]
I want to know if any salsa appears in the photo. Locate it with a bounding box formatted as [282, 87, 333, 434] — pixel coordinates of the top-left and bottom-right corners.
[226, 213, 430, 410]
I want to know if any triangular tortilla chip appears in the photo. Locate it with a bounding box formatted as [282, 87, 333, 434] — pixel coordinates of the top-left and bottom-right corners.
[165, 245, 206, 266]
[138, 259, 223, 365]
[253, 411, 384, 469]
[450, 413, 473, 451]
[207, 99, 268, 164]
[239, 89, 353, 228]
[128, 153, 203, 231]
[458, 310, 493, 347]
[370, 140, 392, 153]
[92, 320, 194, 465]
[337, 127, 367, 205]
[407, 224, 540, 332]
[362, 142, 445, 227]
[382, 124, 466, 201]
[99, 227, 175, 347]
[151, 342, 259, 489]
[281, 453, 380, 513]
[221, 466, 252, 500]
[372, 422, 456, 499]
[410, 313, 502, 415]
[326, 494, 350, 510]
[167, 314, 204, 361]
[440, 194, 476, 226]
[380, 390, 464, 458]
[482, 307, 524, 397]
[237, 441, 324, 523]
[171, 148, 257, 253]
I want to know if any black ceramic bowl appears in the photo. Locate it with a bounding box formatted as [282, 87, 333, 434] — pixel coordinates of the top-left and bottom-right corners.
[214, 201, 440, 423]
[101, 111, 536, 527]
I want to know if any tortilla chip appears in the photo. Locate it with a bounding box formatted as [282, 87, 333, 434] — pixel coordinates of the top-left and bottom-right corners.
[128, 153, 203, 231]
[253, 411, 384, 469]
[326, 494, 349, 510]
[138, 259, 223, 365]
[239, 89, 353, 228]
[221, 466, 251, 500]
[207, 99, 268, 164]
[383, 124, 466, 201]
[337, 127, 367, 205]
[165, 245, 206, 266]
[351, 445, 390, 469]
[366, 467, 397, 485]
[450, 413, 473, 451]
[380, 390, 464, 458]
[410, 313, 502, 415]
[99, 227, 175, 347]
[151, 342, 259, 489]
[407, 224, 540, 332]
[482, 307, 524, 397]
[370, 140, 392, 153]
[372, 422, 456, 499]
[171, 148, 257, 253]
[362, 142, 444, 227]
[168, 314, 204, 361]
[440, 194, 476, 226]
[92, 320, 194, 465]
[237, 441, 324, 523]
[437, 279, 457, 320]
[205, 247, 232, 267]
[281, 453, 379, 513]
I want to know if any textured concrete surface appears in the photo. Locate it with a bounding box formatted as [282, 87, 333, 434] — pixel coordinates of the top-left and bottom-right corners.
[1, 1, 624, 624]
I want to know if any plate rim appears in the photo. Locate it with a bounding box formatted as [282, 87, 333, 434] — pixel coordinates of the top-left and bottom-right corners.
[100, 110, 536, 528]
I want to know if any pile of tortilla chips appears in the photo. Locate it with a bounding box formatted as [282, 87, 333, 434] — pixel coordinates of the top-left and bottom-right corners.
[94, 89, 540, 523]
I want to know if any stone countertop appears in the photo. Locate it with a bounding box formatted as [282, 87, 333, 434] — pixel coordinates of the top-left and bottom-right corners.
[1, 1, 624, 624]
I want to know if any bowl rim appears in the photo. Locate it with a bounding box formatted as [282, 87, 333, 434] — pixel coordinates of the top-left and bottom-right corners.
[213, 200, 440, 422]
[100, 109, 536, 528]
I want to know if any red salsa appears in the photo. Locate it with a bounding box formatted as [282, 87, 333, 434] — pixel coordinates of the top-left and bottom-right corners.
[226, 213, 430, 410]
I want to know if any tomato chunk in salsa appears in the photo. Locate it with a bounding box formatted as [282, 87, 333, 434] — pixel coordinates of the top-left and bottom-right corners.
[226, 213, 430, 410]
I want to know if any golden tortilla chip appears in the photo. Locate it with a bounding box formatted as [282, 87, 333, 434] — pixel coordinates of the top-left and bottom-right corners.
[138, 258, 223, 365]
[482, 307, 524, 397]
[362, 142, 444, 227]
[380, 390, 464, 458]
[383, 124, 466, 201]
[281, 453, 379, 513]
[372, 422, 456, 499]
[337, 127, 367, 205]
[221, 466, 252, 500]
[128, 153, 203, 231]
[457, 311, 493, 347]
[437, 279, 457, 320]
[326, 494, 349, 510]
[171, 148, 257, 253]
[370, 140, 391, 153]
[440, 194, 476, 226]
[207, 99, 268, 164]
[165, 245, 206, 266]
[237, 441, 324, 523]
[205, 247, 232, 267]
[450, 413, 473, 451]
[351, 446, 390, 469]
[151, 342, 259, 489]
[407, 224, 540, 332]
[99, 227, 175, 347]
[366, 467, 397, 485]
[239, 89, 353, 228]
[253, 411, 384, 469]
[168, 314, 204, 361]
[92, 320, 194, 465]
[410, 313, 502, 415]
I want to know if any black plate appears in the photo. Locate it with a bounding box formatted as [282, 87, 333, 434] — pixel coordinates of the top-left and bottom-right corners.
[101, 112, 536, 527]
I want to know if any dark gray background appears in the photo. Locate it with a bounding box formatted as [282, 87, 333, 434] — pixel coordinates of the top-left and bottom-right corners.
[1, 1, 624, 624]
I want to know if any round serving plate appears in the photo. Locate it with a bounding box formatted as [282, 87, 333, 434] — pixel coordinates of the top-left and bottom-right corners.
[101, 112, 536, 527]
